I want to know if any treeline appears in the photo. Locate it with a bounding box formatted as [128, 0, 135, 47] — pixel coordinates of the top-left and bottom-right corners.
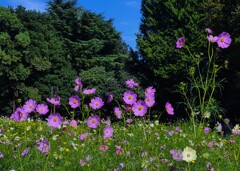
[0, 0, 139, 115]
[1, 0, 240, 122]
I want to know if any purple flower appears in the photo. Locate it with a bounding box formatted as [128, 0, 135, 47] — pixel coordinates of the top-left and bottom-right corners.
[74, 77, 82, 91]
[126, 119, 133, 124]
[145, 86, 156, 97]
[114, 107, 122, 119]
[208, 141, 215, 148]
[206, 162, 215, 171]
[89, 97, 104, 110]
[100, 145, 109, 151]
[103, 125, 114, 138]
[204, 127, 210, 134]
[83, 88, 96, 95]
[79, 133, 89, 141]
[145, 96, 155, 107]
[217, 32, 232, 48]
[165, 102, 174, 115]
[0, 152, 3, 158]
[23, 99, 36, 113]
[205, 28, 213, 34]
[21, 147, 30, 157]
[46, 96, 61, 106]
[126, 79, 138, 88]
[69, 95, 81, 108]
[36, 104, 49, 115]
[87, 115, 101, 128]
[47, 113, 62, 129]
[170, 149, 183, 161]
[176, 37, 185, 48]
[107, 94, 113, 103]
[123, 91, 137, 105]
[37, 140, 50, 153]
[115, 145, 123, 156]
[11, 107, 29, 121]
[168, 130, 175, 136]
[69, 120, 78, 127]
[207, 35, 218, 43]
[132, 100, 148, 117]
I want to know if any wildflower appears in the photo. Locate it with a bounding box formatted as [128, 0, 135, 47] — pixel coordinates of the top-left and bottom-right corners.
[126, 119, 133, 124]
[207, 35, 218, 43]
[140, 151, 148, 158]
[205, 28, 213, 34]
[79, 133, 89, 141]
[37, 140, 50, 153]
[89, 97, 104, 110]
[204, 127, 210, 134]
[206, 162, 215, 171]
[36, 104, 49, 115]
[69, 120, 78, 127]
[83, 88, 96, 95]
[217, 32, 232, 48]
[176, 37, 185, 48]
[107, 94, 113, 103]
[21, 147, 30, 157]
[114, 107, 122, 119]
[46, 96, 61, 106]
[208, 141, 215, 148]
[47, 113, 63, 129]
[170, 149, 183, 161]
[125, 105, 132, 111]
[22, 99, 36, 113]
[115, 145, 123, 156]
[87, 115, 100, 128]
[0, 152, 3, 158]
[18, 108, 29, 121]
[99, 145, 109, 151]
[165, 102, 174, 115]
[103, 125, 114, 138]
[232, 124, 240, 135]
[132, 100, 148, 117]
[145, 86, 156, 97]
[182, 146, 197, 163]
[145, 96, 155, 107]
[161, 159, 168, 163]
[69, 95, 81, 108]
[123, 91, 137, 105]
[74, 77, 82, 91]
[168, 130, 175, 136]
[126, 79, 138, 88]
[203, 111, 211, 118]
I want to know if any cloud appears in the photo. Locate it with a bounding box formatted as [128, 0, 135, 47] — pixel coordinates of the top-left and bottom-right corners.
[7, 0, 46, 12]
[125, 1, 140, 8]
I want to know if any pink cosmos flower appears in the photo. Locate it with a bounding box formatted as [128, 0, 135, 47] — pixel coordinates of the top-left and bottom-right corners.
[100, 145, 109, 151]
[176, 37, 185, 48]
[123, 91, 137, 105]
[145, 86, 156, 97]
[0, 152, 3, 158]
[132, 100, 148, 116]
[170, 149, 183, 161]
[11, 108, 29, 121]
[217, 32, 232, 48]
[205, 28, 213, 34]
[207, 35, 218, 43]
[37, 140, 50, 153]
[23, 99, 36, 113]
[74, 77, 83, 91]
[79, 133, 89, 141]
[103, 125, 114, 138]
[204, 127, 210, 134]
[115, 145, 123, 156]
[87, 115, 101, 128]
[114, 107, 122, 119]
[46, 96, 61, 106]
[83, 88, 96, 95]
[89, 97, 104, 110]
[69, 120, 78, 127]
[69, 95, 81, 108]
[21, 147, 30, 157]
[126, 79, 138, 88]
[145, 96, 155, 107]
[165, 102, 174, 115]
[36, 104, 49, 115]
[107, 94, 113, 103]
[47, 113, 62, 129]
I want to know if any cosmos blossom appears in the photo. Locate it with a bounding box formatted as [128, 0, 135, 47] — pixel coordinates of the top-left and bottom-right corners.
[207, 35, 218, 43]
[114, 107, 122, 119]
[145, 86, 156, 97]
[23, 99, 37, 113]
[165, 102, 174, 115]
[74, 77, 83, 91]
[89, 97, 104, 110]
[47, 113, 62, 129]
[87, 115, 101, 128]
[126, 79, 139, 88]
[37, 140, 50, 153]
[205, 28, 213, 34]
[36, 104, 49, 115]
[182, 146, 197, 163]
[83, 88, 96, 95]
[217, 32, 232, 48]
[145, 96, 155, 107]
[46, 96, 61, 106]
[123, 91, 137, 105]
[69, 95, 81, 108]
[132, 100, 148, 117]
[176, 37, 185, 48]
[103, 125, 114, 138]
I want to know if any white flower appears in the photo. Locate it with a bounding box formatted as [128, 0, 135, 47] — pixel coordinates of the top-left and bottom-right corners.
[182, 146, 197, 163]
[203, 111, 210, 118]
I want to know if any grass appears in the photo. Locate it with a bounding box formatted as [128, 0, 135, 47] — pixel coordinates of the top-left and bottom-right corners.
[0, 117, 239, 171]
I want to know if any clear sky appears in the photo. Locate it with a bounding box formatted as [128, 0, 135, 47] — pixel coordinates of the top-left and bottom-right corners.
[0, 0, 141, 50]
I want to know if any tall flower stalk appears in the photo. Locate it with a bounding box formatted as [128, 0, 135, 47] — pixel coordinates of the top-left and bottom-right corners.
[177, 29, 232, 137]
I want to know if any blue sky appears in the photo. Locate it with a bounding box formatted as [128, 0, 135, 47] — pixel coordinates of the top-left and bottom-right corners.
[0, 0, 141, 50]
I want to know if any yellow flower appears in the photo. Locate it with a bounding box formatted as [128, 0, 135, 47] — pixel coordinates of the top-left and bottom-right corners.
[182, 146, 197, 163]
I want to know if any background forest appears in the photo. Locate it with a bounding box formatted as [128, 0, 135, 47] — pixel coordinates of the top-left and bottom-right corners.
[0, 0, 240, 123]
